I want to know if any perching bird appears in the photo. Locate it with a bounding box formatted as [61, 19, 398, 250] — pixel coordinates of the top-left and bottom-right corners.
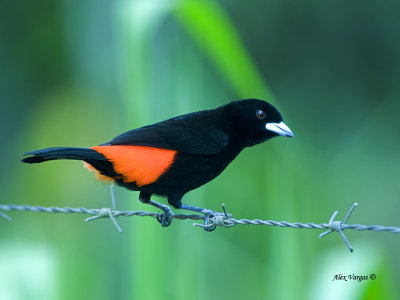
[22, 99, 293, 228]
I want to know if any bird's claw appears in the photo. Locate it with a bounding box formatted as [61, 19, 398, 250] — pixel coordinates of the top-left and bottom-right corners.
[156, 207, 174, 227]
[202, 209, 232, 232]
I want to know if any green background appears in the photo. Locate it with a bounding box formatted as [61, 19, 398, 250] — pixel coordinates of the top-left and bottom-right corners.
[1, 0, 399, 299]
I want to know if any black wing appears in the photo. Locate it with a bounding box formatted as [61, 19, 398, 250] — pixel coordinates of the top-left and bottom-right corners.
[104, 111, 229, 155]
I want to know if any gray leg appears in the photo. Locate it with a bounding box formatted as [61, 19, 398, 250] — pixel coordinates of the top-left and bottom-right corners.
[180, 204, 211, 214]
[139, 192, 174, 227]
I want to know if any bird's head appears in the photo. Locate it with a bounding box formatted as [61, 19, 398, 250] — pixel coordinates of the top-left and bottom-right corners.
[224, 99, 294, 147]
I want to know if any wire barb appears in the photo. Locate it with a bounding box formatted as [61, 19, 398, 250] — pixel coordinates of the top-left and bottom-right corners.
[1, 202, 399, 252]
[0, 211, 12, 222]
[193, 203, 234, 230]
[85, 208, 123, 233]
[318, 203, 358, 252]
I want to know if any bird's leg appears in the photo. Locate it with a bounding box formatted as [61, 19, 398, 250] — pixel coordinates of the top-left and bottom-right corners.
[180, 204, 212, 214]
[149, 200, 174, 227]
[139, 192, 174, 227]
[180, 204, 232, 232]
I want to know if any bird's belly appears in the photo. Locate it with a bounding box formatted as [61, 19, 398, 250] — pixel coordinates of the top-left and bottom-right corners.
[136, 150, 240, 197]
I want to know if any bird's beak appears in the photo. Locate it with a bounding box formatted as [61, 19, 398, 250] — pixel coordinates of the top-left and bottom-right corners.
[265, 122, 294, 137]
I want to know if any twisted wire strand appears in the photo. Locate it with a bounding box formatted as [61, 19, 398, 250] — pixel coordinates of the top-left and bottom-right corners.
[1, 202, 399, 252]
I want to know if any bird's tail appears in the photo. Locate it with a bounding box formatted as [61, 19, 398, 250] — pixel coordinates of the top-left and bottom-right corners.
[22, 147, 105, 163]
[22, 147, 117, 179]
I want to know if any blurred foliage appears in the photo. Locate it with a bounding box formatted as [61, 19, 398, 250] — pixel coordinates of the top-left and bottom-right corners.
[1, 0, 400, 299]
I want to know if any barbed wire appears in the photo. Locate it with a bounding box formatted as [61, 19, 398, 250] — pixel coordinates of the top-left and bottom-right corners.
[1, 202, 399, 252]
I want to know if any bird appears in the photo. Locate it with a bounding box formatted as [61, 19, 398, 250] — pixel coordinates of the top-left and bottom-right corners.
[22, 99, 293, 229]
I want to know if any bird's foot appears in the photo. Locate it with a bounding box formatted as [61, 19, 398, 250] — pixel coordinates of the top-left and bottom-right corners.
[202, 205, 233, 232]
[181, 203, 233, 231]
[156, 206, 174, 227]
[203, 209, 222, 232]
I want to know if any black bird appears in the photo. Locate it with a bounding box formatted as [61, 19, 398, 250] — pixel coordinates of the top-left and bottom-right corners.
[22, 99, 294, 228]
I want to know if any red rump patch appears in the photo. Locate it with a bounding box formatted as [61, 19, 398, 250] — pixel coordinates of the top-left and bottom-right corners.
[90, 145, 177, 187]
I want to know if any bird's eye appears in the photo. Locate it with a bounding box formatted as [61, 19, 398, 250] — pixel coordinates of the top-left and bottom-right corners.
[256, 110, 266, 119]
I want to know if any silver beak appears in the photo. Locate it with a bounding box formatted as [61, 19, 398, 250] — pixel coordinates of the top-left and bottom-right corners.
[265, 121, 294, 137]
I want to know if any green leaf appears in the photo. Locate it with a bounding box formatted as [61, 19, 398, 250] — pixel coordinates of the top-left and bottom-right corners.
[174, 0, 273, 101]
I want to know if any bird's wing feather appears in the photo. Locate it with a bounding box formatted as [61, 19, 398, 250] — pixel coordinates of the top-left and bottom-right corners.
[104, 112, 229, 155]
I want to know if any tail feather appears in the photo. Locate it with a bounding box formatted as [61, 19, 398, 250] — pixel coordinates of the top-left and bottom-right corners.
[22, 147, 105, 163]
[22, 147, 118, 178]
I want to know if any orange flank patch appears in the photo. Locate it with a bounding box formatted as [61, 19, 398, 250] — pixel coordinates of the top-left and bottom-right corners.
[91, 145, 177, 187]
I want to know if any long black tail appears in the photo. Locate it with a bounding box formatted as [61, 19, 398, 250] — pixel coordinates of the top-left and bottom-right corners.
[22, 147, 105, 163]
[22, 147, 116, 177]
